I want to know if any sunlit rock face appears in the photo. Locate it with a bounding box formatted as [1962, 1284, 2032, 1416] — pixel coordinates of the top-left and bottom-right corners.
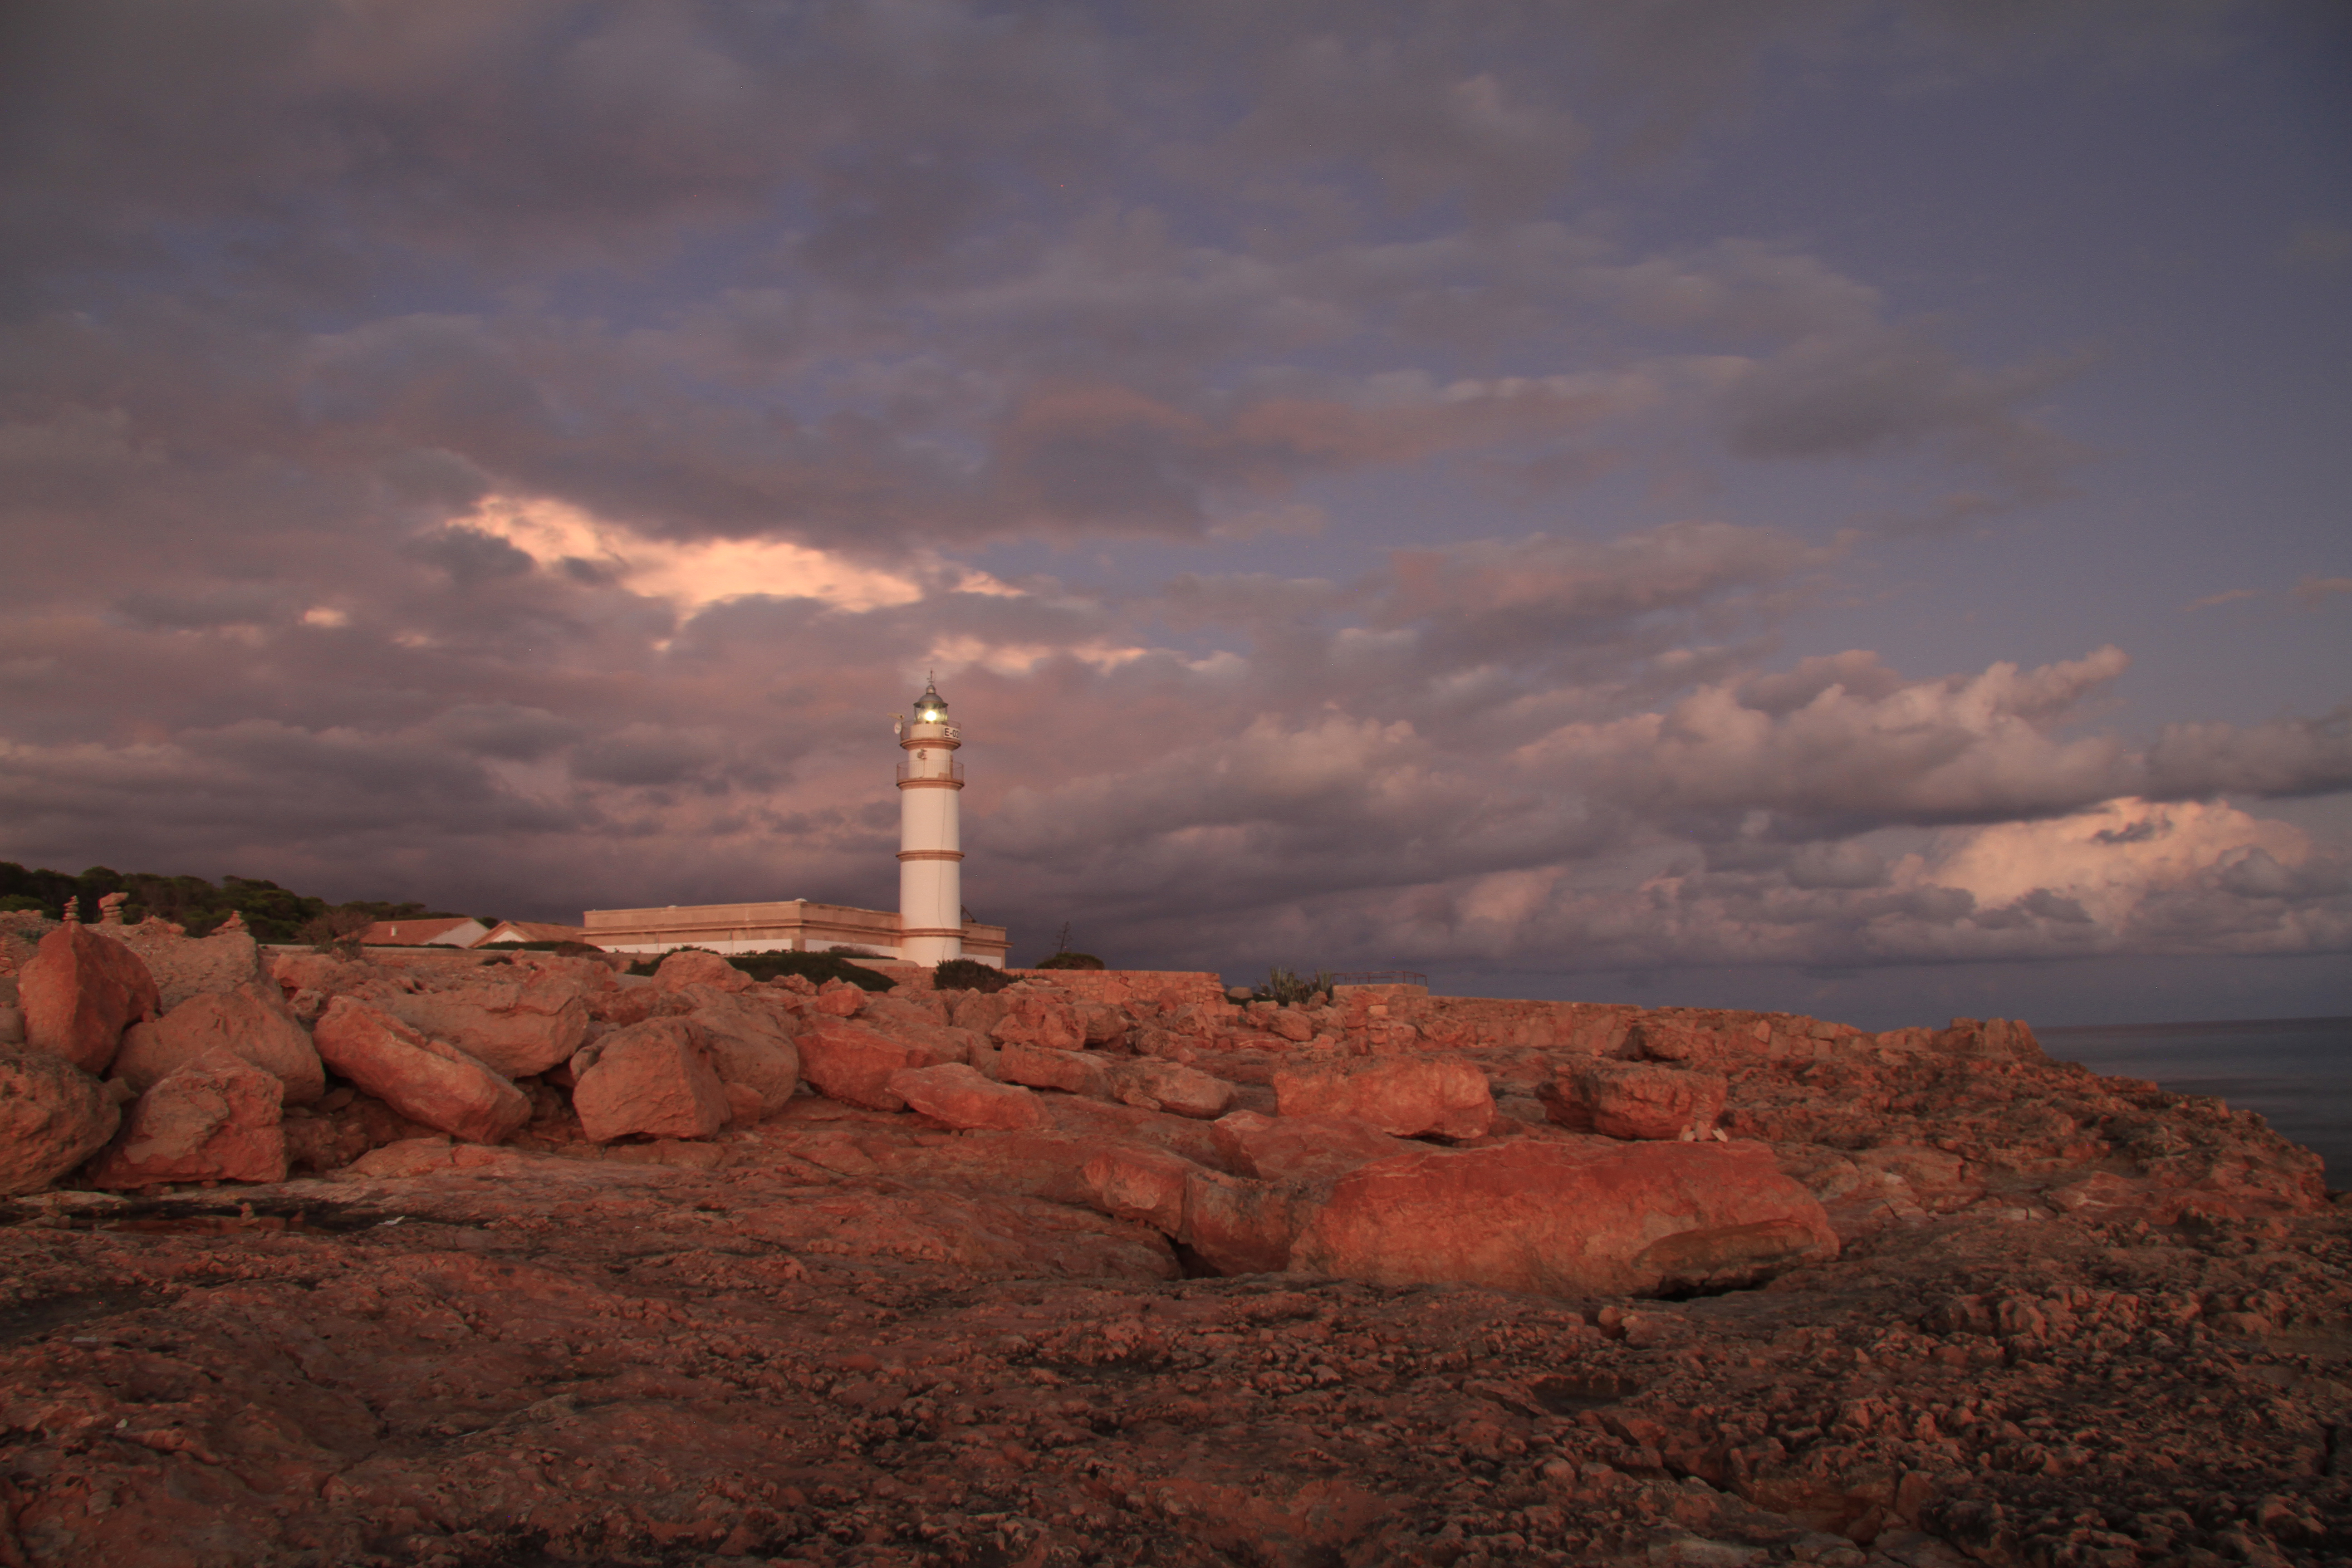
[0, 956, 2341, 1563]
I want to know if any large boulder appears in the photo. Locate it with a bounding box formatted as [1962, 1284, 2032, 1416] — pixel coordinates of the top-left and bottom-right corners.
[888, 1062, 1048, 1131]
[676, 985, 800, 1116]
[87, 1048, 287, 1189]
[20, 924, 161, 1074]
[1081, 1142, 1195, 1234]
[654, 950, 751, 994]
[382, 969, 593, 1078]
[996, 1040, 1114, 1098]
[1556, 1061, 1729, 1141]
[990, 995, 1085, 1051]
[112, 984, 326, 1105]
[93, 922, 263, 1012]
[1110, 1059, 1237, 1120]
[797, 1019, 951, 1111]
[1272, 1055, 1492, 1140]
[1289, 1138, 1838, 1298]
[311, 996, 531, 1145]
[1211, 1109, 1411, 1184]
[0, 1051, 120, 1195]
[1180, 1169, 1302, 1275]
[570, 1018, 730, 1142]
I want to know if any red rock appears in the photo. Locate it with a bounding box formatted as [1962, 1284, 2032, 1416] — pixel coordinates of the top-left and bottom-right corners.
[990, 995, 1085, 1051]
[1082, 1142, 1195, 1233]
[1568, 1062, 1730, 1140]
[0, 1050, 120, 1194]
[1935, 1016, 2045, 1062]
[1111, 1059, 1236, 1119]
[382, 970, 592, 1078]
[653, 950, 751, 994]
[1211, 1109, 1409, 1183]
[1272, 1055, 1492, 1139]
[720, 1080, 764, 1124]
[1289, 1137, 1838, 1297]
[20, 924, 161, 1074]
[996, 1039, 1114, 1097]
[887, 1062, 1049, 1131]
[1179, 1169, 1301, 1274]
[111, 984, 326, 1105]
[87, 1047, 287, 1189]
[311, 996, 531, 1145]
[1267, 1007, 1317, 1043]
[797, 1019, 948, 1111]
[1626, 1019, 1741, 1066]
[1077, 1001, 1131, 1046]
[570, 1018, 730, 1142]
[813, 979, 867, 1016]
[94, 922, 265, 1012]
[676, 985, 800, 1115]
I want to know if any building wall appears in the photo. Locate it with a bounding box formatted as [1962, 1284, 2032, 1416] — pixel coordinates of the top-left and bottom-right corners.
[579, 898, 1007, 964]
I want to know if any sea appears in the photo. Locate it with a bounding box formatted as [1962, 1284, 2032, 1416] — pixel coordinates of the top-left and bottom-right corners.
[2037, 1016, 2352, 1191]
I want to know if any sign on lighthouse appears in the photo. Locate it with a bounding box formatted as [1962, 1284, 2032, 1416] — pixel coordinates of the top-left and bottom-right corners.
[893, 675, 966, 965]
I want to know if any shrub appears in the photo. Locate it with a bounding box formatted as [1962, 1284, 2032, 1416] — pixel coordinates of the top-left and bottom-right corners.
[934, 957, 1010, 993]
[1033, 951, 1105, 970]
[617, 947, 896, 992]
[1252, 965, 1333, 1007]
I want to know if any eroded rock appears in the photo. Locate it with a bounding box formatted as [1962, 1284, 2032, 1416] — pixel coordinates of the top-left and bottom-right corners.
[311, 996, 530, 1145]
[0, 1050, 118, 1194]
[20, 923, 161, 1074]
[1273, 1054, 1493, 1140]
[87, 1047, 287, 1189]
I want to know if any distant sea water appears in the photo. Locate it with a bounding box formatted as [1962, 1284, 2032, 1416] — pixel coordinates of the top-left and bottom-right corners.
[2037, 1017, 2352, 1191]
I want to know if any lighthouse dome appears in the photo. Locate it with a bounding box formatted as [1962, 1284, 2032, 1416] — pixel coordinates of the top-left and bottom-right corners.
[911, 676, 948, 723]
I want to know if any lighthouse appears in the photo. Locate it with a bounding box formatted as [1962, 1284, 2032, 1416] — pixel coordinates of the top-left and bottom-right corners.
[894, 675, 965, 965]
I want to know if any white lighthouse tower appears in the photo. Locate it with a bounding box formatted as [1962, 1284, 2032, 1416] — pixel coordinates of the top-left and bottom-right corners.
[894, 675, 965, 965]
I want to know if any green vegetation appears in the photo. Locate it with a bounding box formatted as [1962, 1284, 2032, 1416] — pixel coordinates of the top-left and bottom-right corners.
[933, 957, 1010, 993]
[0, 861, 473, 944]
[622, 947, 895, 992]
[1253, 965, 1334, 1007]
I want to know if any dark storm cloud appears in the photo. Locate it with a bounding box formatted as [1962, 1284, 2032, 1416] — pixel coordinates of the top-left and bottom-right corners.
[0, 0, 2338, 987]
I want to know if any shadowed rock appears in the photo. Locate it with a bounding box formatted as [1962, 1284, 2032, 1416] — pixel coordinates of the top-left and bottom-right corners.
[312, 996, 530, 1145]
[0, 1050, 119, 1194]
[112, 984, 326, 1105]
[20, 924, 161, 1074]
[88, 1047, 287, 1189]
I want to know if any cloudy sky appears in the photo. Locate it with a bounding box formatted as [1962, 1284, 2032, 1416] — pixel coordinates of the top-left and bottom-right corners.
[3, 1, 2347, 1026]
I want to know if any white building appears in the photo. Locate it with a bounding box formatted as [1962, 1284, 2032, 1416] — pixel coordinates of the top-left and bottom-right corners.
[580, 677, 1007, 966]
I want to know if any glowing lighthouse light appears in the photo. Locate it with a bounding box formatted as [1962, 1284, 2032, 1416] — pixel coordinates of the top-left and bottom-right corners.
[893, 674, 966, 965]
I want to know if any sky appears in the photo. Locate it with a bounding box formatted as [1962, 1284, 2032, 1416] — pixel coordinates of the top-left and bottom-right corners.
[1, 0, 2347, 1029]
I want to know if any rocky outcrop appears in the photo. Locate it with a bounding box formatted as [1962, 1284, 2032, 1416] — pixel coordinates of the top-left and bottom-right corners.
[1272, 1054, 1493, 1139]
[1550, 1060, 1729, 1140]
[796, 1018, 951, 1111]
[19, 924, 161, 1074]
[570, 1018, 730, 1142]
[86, 1047, 287, 1189]
[1289, 1137, 1839, 1296]
[381, 968, 593, 1079]
[90, 921, 265, 1012]
[888, 1062, 1048, 1131]
[652, 949, 751, 994]
[111, 984, 326, 1104]
[311, 995, 530, 1145]
[674, 984, 799, 1116]
[0, 1050, 118, 1194]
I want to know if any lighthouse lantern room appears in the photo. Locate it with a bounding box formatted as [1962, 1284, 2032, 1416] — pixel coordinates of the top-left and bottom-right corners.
[894, 675, 966, 965]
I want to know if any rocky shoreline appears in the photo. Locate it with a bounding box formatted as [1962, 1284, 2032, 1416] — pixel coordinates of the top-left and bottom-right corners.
[2, 913, 2347, 1566]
